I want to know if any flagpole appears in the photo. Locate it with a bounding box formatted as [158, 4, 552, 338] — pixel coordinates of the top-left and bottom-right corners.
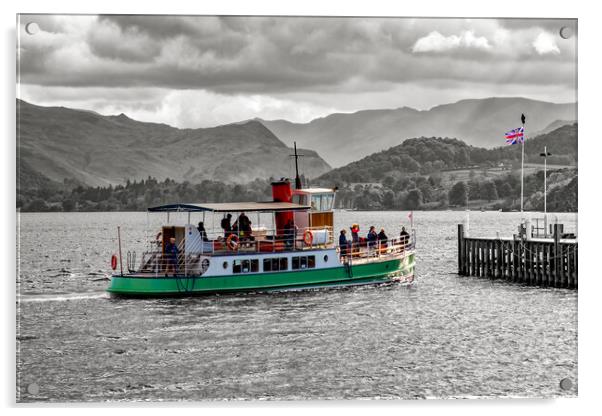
[543, 145, 547, 215]
[520, 114, 526, 213]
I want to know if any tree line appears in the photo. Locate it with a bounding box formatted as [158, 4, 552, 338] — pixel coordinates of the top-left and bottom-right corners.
[18, 177, 273, 212]
[17, 168, 576, 213]
[333, 168, 577, 212]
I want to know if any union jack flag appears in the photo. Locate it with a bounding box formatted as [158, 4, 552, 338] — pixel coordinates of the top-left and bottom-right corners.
[504, 127, 524, 145]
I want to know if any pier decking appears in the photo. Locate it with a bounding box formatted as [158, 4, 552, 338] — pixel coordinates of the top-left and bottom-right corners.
[457, 223, 577, 289]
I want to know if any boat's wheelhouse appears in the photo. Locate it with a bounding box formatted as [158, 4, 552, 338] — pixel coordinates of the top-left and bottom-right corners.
[291, 188, 335, 235]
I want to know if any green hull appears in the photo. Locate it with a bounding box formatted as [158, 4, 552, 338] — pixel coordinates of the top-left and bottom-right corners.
[107, 254, 415, 297]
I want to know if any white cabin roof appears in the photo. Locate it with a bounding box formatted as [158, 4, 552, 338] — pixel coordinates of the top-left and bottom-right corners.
[148, 201, 310, 213]
[294, 188, 335, 194]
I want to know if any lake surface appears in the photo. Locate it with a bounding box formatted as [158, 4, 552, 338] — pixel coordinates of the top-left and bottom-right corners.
[16, 211, 578, 401]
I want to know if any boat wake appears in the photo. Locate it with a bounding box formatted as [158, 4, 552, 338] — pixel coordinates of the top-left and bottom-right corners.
[17, 291, 108, 303]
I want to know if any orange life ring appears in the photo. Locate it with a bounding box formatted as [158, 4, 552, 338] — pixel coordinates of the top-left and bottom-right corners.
[111, 254, 118, 270]
[303, 230, 313, 246]
[226, 234, 239, 251]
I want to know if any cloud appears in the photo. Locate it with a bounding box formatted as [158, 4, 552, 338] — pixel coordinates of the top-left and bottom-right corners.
[411, 30, 491, 53]
[18, 16, 574, 92]
[16, 15, 576, 126]
[532, 32, 561, 55]
[17, 85, 342, 127]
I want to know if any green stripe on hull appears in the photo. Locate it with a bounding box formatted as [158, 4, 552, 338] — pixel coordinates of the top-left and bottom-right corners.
[107, 255, 415, 297]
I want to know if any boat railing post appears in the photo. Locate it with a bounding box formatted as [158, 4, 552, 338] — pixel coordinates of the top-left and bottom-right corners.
[184, 237, 188, 277]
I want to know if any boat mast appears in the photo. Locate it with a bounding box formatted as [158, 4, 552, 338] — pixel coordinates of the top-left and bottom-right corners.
[293, 141, 303, 190]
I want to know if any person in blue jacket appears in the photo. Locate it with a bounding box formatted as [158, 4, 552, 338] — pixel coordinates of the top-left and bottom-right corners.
[339, 229, 349, 260]
[164, 237, 179, 276]
[367, 226, 378, 249]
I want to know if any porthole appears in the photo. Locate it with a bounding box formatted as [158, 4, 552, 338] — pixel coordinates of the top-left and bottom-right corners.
[222, 261, 228, 269]
[323, 255, 329, 262]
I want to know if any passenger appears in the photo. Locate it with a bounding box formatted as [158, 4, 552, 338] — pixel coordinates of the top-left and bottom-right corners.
[238, 212, 252, 236]
[197, 222, 209, 242]
[350, 224, 360, 244]
[350, 224, 360, 256]
[400, 226, 410, 249]
[377, 228, 388, 247]
[164, 237, 179, 276]
[221, 213, 232, 238]
[339, 229, 349, 259]
[367, 226, 378, 248]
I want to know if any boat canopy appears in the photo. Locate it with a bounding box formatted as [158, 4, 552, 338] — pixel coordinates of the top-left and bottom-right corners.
[148, 201, 311, 213]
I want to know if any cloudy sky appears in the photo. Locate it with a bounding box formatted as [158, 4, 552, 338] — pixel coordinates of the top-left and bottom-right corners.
[17, 15, 576, 128]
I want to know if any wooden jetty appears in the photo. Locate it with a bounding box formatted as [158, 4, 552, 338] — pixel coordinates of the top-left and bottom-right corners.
[457, 223, 577, 289]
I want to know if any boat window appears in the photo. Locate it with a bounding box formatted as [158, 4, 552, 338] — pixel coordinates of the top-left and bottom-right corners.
[300, 256, 307, 269]
[263, 258, 272, 272]
[310, 194, 333, 211]
[292, 255, 316, 270]
[321, 194, 334, 211]
[271, 258, 279, 271]
[311, 195, 322, 211]
[233, 259, 259, 274]
[280, 258, 288, 271]
[262, 257, 288, 272]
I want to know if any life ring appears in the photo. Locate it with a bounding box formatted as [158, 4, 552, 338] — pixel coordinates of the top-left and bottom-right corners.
[226, 234, 239, 251]
[303, 230, 313, 246]
[201, 258, 210, 272]
[111, 254, 118, 270]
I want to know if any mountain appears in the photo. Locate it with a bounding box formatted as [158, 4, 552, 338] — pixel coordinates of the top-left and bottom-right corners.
[17, 100, 331, 189]
[259, 97, 576, 167]
[315, 123, 577, 185]
[533, 119, 577, 136]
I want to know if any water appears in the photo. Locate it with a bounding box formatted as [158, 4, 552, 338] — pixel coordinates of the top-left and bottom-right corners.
[16, 211, 578, 401]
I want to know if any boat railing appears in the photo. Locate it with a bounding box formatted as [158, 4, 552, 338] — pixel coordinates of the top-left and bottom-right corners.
[338, 234, 415, 261]
[133, 250, 201, 277]
[120, 225, 412, 275]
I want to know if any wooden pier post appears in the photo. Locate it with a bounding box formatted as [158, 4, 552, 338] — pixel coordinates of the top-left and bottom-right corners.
[553, 224, 561, 287]
[458, 224, 465, 275]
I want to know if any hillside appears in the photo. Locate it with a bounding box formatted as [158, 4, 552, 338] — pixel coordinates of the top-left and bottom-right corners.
[534, 119, 576, 136]
[315, 123, 577, 185]
[18, 124, 577, 212]
[260, 97, 576, 167]
[17, 100, 331, 190]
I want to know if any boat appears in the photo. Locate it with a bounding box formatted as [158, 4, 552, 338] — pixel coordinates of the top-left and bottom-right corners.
[107, 151, 416, 297]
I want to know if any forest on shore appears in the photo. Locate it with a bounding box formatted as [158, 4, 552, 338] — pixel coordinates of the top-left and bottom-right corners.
[17, 168, 577, 213]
